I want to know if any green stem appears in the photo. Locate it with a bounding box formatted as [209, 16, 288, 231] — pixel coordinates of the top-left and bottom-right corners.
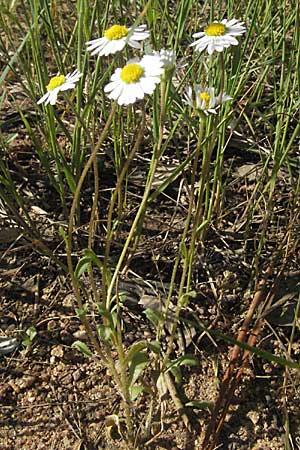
[87, 157, 100, 304]
[106, 81, 167, 307]
[115, 333, 134, 443]
[102, 104, 146, 305]
[164, 114, 206, 361]
[66, 102, 117, 365]
[212, 51, 225, 220]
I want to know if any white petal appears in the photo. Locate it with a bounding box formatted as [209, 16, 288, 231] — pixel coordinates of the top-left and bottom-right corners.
[190, 40, 201, 48]
[91, 38, 126, 56]
[141, 54, 162, 66]
[113, 39, 127, 52]
[191, 36, 210, 51]
[67, 70, 83, 83]
[130, 32, 150, 41]
[104, 79, 122, 93]
[87, 38, 107, 51]
[37, 92, 50, 105]
[109, 83, 125, 100]
[110, 69, 122, 82]
[134, 83, 145, 99]
[134, 24, 147, 31]
[101, 41, 120, 56]
[49, 90, 59, 105]
[192, 32, 205, 38]
[67, 69, 80, 79]
[226, 19, 240, 27]
[128, 40, 142, 49]
[118, 87, 136, 105]
[90, 43, 107, 56]
[86, 37, 104, 46]
[144, 65, 164, 77]
[140, 78, 156, 94]
[60, 83, 75, 91]
[141, 56, 164, 77]
[223, 35, 239, 45]
[129, 25, 150, 40]
[207, 41, 216, 54]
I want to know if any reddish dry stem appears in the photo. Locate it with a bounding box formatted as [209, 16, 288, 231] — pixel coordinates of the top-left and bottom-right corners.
[202, 269, 271, 450]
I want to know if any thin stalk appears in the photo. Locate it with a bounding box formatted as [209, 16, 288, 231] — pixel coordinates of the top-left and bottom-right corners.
[164, 115, 206, 361]
[102, 104, 146, 304]
[114, 325, 134, 444]
[106, 80, 168, 307]
[66, 102, 117, 366]
[87, 157, 100, 304]
[219, 52, 225, 100]
[213, 52, 225, 216]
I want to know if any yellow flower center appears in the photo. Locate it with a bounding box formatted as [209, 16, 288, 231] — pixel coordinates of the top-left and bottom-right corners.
[46, 75, 66, 91]
[104, 24, 128, 40]
[120, 63, 144, 83]
[199, 91, 211, 109]
[205, 22, 226, 36]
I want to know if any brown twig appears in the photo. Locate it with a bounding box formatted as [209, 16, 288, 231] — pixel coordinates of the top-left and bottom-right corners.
[202, 267, 271, 450]
[203, 236, 298, 449]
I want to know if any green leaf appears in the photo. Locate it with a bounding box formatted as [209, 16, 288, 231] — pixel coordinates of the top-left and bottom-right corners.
[124, 341, 148, 366]
[129, 384, 144, 401]
[97, 304, 111, 319]
[26, 326, 37, 341]
[196, 219, 209, 234]
[179, 290, 197, 307]
[59, 225, 67, 242]
[128, 351, 149, 386]
[83, 248, 103, 270]
[74, 256, 91, 279]
[185, 400, 214, 411]
[97, 324, 112, 342]
[167, 354, 198, 371]
[148, 340, 161, 354]
[5, 133, 18, 144]
[144, 308, 164, 326]
[22, 338, 32, 348]
[170, 365, 182, 384]
[72, 340, 93, 357]
[22, 327, 37, 347]
[97, 305, 116, 329]
[74, 249, 104, 280]
[75, 306, 88, 318]
[0, 24, 32, 86]
[62, 165, 76, 194]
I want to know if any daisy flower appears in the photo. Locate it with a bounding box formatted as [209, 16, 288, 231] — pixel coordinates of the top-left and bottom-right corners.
[150, 48, 176, 81]
[104, 55, 164, 106]
[37, 69, 83, 106]
[154, 49, 176, 72]
[86, 24, 149, 56]
[190, 19, 246, 55]
[184, 85, 232, 115]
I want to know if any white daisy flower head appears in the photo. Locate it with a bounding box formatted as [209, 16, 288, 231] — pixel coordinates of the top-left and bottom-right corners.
[153, 48, 176, 81]
[184, 84, 232, 115]
[190, 19, 246, 55]
[104, 55, 164, 106]
[86, 24, 150, 57]
[154, 49, 176, 71]
[37, 69, 83, 106]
